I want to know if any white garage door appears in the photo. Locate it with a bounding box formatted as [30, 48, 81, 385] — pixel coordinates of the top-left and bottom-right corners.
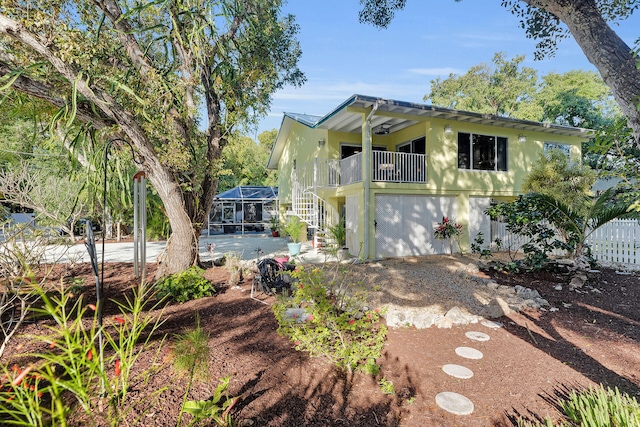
[469, 197, 492, 248]
[375, 195, 457, 257]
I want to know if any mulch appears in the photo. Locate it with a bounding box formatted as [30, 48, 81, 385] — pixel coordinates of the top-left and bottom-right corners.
[2, 257, 639, 426]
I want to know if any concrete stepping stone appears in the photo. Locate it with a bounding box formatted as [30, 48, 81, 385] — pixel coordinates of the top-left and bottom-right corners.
[436, 392, 474, 415]
[481, 319, 503, 329]
[455, 346, 483, 360]
[442, 364, 474, 379]
[465, 331, 490, 342]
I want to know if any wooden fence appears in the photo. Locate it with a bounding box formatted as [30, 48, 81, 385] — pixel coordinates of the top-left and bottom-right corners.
[491, 219, 639, 266]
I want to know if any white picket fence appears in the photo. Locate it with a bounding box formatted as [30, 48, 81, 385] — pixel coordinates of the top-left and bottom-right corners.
[491, 219, 639, 266]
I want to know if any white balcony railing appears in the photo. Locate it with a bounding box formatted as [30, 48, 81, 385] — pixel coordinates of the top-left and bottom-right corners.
[293, 151, 426, 189]
[372, 151, 426, 183]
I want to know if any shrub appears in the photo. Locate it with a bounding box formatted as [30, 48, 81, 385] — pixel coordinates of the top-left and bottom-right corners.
[0, 282, 166, 426]
[273, 266, 387, 374]
[154, 266, 215, 303]
[434, 216, 463, 255]
[518, 385, 640, 427]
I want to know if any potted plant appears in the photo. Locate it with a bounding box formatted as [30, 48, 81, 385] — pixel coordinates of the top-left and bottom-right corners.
[269, 215, 280, 237]
[284, 216, 305, 256]
[328, 222, 349, 259]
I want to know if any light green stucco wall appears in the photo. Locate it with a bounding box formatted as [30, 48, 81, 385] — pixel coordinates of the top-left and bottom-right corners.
[277, 112, 587, 258]
[277, 120, 328, 205]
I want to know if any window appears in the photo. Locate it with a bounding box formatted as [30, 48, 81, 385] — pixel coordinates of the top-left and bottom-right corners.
[340, 143, 386, 159]
[458, 132, 507, 171]
[544, 142, 570, 157]
[397, 136, 426, 154]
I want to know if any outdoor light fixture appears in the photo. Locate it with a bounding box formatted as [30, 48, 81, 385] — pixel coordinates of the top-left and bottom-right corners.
[444, 124, 453, 136]
[518, 134, 527, 143]
[318, 138, 325, 147]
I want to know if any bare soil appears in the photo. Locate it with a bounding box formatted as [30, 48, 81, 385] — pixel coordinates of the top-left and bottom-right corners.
[4, 255, 639, 427]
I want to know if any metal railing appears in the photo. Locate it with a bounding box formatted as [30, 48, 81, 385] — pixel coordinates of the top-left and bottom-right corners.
[371, 151, 426, 183]
[293, 151, 426, 188]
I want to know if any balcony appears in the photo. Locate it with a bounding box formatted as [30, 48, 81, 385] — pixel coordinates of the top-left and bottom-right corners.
[294, 151, 426, 188]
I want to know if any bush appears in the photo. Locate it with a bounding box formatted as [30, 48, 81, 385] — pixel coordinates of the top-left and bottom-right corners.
[154, 266, 215, 303]
[273, 266, 387, 374]
[518, 385, 640, 427]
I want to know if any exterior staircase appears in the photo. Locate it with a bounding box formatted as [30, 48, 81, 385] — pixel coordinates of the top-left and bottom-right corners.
[291, 161, 339, 244]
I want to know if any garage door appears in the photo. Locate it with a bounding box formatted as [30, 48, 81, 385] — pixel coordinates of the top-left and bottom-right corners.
[375, 195, 456, 257]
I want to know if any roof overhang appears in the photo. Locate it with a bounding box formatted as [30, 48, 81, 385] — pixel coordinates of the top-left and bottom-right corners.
[267, 94, 594, 169]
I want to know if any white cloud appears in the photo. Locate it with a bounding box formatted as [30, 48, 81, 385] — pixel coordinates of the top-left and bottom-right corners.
[407, 67, 463, 76]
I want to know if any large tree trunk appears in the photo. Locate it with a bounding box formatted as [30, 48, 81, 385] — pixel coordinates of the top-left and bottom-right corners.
[525, 0, 640, 144]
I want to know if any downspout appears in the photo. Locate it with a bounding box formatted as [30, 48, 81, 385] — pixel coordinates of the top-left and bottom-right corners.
[363, 101, 379, 259]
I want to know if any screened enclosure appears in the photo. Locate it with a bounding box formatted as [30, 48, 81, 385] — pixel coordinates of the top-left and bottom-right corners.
[206, 186, 278, 235]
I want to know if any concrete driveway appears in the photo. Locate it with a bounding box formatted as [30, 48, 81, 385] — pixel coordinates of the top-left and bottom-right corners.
[43, 234, 331, 264]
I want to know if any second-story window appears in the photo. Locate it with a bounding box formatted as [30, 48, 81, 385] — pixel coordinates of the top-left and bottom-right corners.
[458, 132, 507, 171]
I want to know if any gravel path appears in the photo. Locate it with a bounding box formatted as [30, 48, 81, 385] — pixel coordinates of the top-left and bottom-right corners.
[322, 254, 549, 328]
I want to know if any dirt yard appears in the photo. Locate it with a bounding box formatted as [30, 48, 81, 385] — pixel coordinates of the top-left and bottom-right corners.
[3, 255, 639, 426]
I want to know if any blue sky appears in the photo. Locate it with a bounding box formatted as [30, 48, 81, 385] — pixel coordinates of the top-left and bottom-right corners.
[253, 0, 639, 137]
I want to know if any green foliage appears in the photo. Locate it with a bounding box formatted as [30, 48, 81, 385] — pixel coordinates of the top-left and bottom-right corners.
[154, 267, 215, 303]
[522, 149, 597, 215]
[470, 232, 492, 259]
[172, 314, 227, 427]
[518, 385, 640, 427]
[378, 377, 395, 395]
[283, 216, 305, 243]
[217, 131, 277, 191]
[0, 282, 166, 426]
[487, 196, 565, 269]
[427, 52, 538, 118]
[328, 222, 346, 248]
[273, 266, 387, 374]
[1, 0, 305, 274]
[487, 189, 637, 268]
[182, 376, 237, 427]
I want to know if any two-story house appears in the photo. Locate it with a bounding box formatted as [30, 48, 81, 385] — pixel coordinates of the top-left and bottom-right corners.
[267, 94, 592, 259]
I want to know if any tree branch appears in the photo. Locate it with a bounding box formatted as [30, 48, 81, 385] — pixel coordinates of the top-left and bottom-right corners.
[92, 0, 154, 77]
[0, 60, 114, 129]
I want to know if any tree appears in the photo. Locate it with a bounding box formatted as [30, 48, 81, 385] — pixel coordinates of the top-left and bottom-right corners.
[218, 130, 277, 191]
[0, 1, 304, 277]
[358, 0, 640, 145]
[522, 149, 597, 213]
[536, 70, 619, 128]
[427, 53, 538, 118]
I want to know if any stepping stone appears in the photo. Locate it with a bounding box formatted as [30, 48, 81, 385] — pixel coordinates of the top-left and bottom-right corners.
[465, 331, 490, 342]
[455, 346, 483, 360]
[436, 392, 474, 415]
[481, 319, 503, 329]
[442, 364, 474, 379]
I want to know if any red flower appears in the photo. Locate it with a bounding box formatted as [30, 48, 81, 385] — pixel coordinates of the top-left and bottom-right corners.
[49, 342, 56, 349]
[87, 349, 93, 361]
[114, 360, 121, 376]
[87, 304, 97, 311]
[114, 317, 125, 325]
[299, 284, 304, 289]
[349, 319, 355, 325]
[307, 315, 314, 321]
[11, 366, 32, 387]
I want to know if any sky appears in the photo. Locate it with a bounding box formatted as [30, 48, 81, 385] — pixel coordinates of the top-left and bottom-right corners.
[253, 0, 639, 137]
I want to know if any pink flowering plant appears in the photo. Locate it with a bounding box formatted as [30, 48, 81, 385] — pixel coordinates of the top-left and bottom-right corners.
[434, 216, 463, 255]
[273, 266, 387, 374]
